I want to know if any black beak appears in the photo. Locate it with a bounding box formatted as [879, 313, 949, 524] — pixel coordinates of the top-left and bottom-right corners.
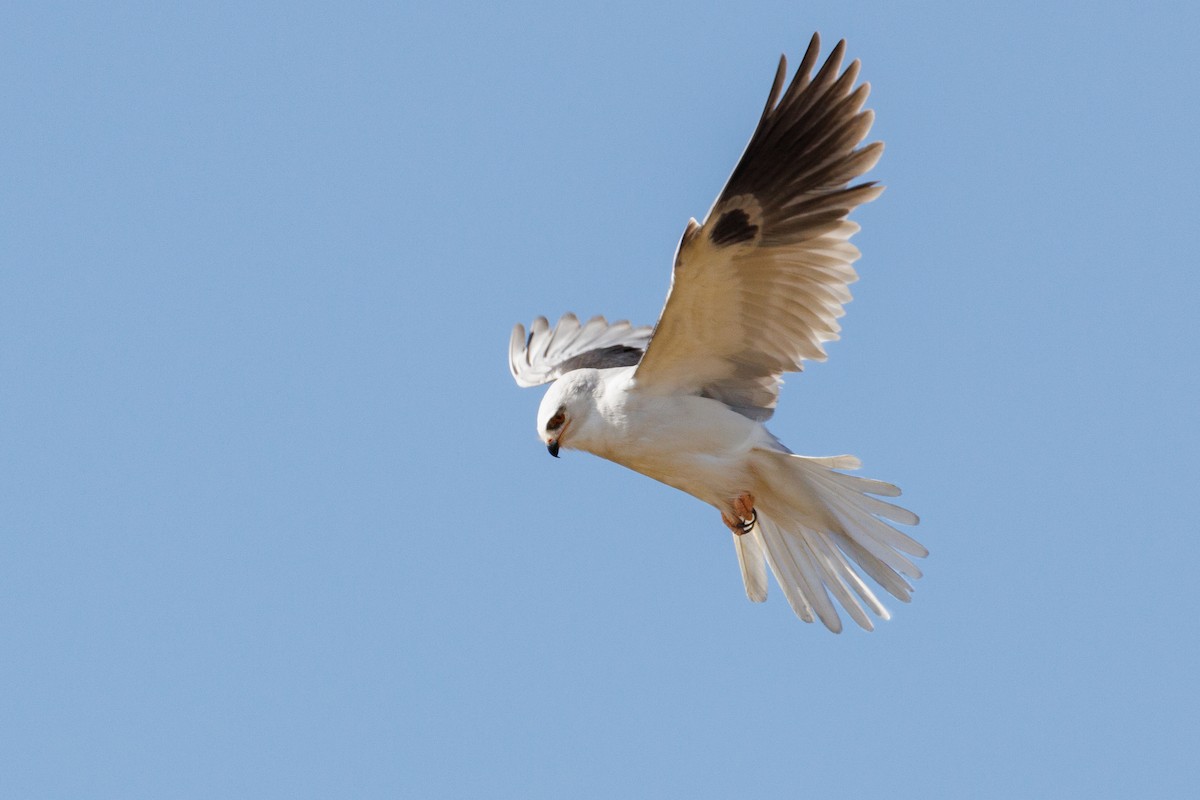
[547, 440, 560, 458]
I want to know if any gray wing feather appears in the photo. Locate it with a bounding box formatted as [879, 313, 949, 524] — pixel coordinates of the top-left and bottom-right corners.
[509, 313, 653, 388]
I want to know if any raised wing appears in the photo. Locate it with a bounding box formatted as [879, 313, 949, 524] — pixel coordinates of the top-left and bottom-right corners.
[634, 34, 883, 421]
[509, 313, 654, 388]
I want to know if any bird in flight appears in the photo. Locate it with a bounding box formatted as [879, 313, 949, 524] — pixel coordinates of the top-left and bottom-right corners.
[507, 34, 925, 632]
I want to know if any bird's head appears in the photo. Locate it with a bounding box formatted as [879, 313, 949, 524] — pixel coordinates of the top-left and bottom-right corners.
[536, 370, 601, 458]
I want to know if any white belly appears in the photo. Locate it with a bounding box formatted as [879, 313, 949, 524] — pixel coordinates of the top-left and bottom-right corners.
[581, 384, 772, 509]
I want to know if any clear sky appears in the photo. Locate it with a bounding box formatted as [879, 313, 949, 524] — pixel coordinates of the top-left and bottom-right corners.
[3, 1, 1198, 797]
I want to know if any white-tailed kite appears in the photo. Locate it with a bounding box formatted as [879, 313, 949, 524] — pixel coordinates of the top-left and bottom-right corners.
[508, 34, 925, 632]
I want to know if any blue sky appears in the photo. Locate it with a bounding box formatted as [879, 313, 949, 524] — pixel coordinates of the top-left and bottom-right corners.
[3, 1, 1198, 797]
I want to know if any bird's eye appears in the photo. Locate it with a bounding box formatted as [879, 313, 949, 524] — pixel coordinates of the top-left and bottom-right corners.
[546, 410, 565, 431]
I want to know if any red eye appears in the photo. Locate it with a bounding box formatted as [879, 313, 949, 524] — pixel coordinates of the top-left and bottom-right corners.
[546, 411, 565, 431]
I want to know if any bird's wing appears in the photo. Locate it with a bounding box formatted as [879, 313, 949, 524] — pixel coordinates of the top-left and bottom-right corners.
[509, 313, 654, 388]
[634, 34, 882, 421]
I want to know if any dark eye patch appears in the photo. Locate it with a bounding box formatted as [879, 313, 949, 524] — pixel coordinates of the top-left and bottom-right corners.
[545, 406, 566, 431]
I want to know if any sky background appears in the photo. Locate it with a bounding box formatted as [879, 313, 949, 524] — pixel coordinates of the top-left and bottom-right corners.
[3, 1, 1198, 797]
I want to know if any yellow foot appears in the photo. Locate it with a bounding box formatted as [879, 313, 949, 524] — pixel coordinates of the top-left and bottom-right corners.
[722, 493, 757, 535]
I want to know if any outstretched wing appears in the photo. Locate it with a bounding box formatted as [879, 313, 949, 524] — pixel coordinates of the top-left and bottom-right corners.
[634, 34, 883, 421]
[509, 313, 654, 388]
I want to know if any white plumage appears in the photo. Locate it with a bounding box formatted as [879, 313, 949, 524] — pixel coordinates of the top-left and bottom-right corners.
[508, 34, 925, 632]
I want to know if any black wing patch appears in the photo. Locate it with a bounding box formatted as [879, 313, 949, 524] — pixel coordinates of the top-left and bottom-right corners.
[709, 208, 759, 246]
[557, 344, 645, 373]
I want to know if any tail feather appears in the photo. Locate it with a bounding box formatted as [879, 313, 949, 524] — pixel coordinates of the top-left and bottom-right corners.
[782, 524, 846, 633]
[789, 528, 865, 633]
[733, 529, 769, 602]
[738, 450, 926, 632]
[808, 531, 890, 624]
[801, 460, 926, 552]
[817, 467, 903, 498]
[757, 516, 822, 625]
[829, 532, 914, 603]
[819, 490, 925, 576]
[849, 492, 919, 526]
[820, 484, 921, 573]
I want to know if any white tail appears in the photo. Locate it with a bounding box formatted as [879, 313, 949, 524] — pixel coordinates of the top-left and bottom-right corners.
[733, 451, 926, 632]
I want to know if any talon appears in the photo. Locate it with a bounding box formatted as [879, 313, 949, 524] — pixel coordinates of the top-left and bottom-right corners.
[723, 492, 758, 536]
[733, 492, 756, 521]
[731, 492, 757, 533]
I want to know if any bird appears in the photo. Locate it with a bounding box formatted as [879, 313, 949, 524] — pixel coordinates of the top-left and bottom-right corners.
[507, 33, 926, 632]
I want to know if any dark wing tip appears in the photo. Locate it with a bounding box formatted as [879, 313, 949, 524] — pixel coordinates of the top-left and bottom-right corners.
[761, 54, 788, 122]
[710, 33, 881, 236]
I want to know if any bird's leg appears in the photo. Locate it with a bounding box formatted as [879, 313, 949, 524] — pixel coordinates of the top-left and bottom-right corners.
[722, 493, 757, 535]
[734, 493, 757, 534]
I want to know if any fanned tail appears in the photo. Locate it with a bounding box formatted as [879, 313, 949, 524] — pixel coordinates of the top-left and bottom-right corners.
[734, 450, 926, 632]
